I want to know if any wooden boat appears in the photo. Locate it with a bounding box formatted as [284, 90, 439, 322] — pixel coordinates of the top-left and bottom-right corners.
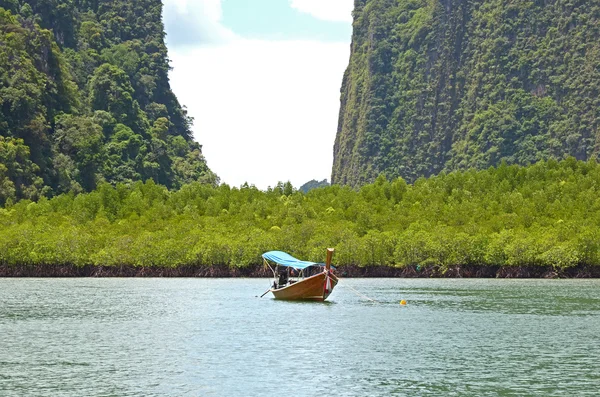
[262, 248, 338, 301]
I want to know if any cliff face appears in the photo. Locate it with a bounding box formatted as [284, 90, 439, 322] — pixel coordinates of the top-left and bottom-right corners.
[333, 0, 600, 187]
[0, 0, 216, 205]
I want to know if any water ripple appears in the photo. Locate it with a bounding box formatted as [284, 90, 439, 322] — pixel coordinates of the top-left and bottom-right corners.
[0, 278, 599, 396]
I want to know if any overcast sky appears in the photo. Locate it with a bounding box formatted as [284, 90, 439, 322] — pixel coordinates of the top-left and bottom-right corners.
[162, 0, 353, 189]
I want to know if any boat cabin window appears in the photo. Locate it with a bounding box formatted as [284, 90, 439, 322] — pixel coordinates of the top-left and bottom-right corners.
[272, 263, 330, 289]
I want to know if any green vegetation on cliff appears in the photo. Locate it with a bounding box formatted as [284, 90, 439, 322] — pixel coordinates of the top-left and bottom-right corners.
[2, 158, 600, 270]
[333, 0, 600, 187]
[0, 0, 216, 206]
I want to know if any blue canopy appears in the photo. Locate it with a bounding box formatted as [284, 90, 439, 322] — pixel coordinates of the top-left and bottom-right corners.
[262, 251, 322, 270]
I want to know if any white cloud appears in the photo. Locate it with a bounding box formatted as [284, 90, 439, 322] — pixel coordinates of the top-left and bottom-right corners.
[164, 0, 351, 189]
[289, 0, 354, 23]
[169, 39, 350, 189]
[163, 0, 236, 47]
[168, 0, 222, 19]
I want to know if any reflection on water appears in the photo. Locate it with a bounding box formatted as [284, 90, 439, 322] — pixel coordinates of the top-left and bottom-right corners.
[1, 278, 599, 396]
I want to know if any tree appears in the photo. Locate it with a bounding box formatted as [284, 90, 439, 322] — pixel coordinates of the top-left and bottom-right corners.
[0, 136, 43, 204]
[53, 114, 105, 191]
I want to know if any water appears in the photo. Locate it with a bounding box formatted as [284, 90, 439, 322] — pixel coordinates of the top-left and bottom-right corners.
[1, 278, 599, 396]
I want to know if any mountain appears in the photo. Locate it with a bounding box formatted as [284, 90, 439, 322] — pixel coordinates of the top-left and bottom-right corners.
[299, 179, 330, 194]
[332, 0, 600, 187]
[0, 0, 216, 205]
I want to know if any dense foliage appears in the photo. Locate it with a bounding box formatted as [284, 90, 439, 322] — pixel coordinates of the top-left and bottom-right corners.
[333, 0, 600, 187]
[0, 0, 216, 206]
[2, 158, 599, 270]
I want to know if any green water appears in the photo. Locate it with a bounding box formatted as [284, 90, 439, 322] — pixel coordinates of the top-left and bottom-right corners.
[0, 278, 599, 396]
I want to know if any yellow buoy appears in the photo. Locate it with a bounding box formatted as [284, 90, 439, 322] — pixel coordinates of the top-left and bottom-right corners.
[400, 300, 407, 305]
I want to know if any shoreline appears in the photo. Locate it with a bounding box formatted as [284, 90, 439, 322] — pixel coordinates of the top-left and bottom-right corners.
[1, 264, 599, 278]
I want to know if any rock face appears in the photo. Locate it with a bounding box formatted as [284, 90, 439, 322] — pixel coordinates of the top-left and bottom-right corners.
[0, 0, 216, 205]
[332, 0, 600, 187]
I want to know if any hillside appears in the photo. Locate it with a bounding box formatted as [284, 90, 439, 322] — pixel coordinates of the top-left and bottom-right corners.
[332, 0, 600, 187]
[0, 0, 216, 206]
[299, 179, 330, 193]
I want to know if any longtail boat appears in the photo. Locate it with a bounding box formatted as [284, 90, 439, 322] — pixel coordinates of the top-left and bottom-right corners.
[262, 248, 338, 301]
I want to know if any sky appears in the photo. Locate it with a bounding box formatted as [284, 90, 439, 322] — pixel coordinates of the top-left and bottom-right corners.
[162, 0, 353, 189]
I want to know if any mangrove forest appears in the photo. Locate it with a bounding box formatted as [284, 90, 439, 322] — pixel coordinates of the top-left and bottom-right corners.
[2, 158, 600, 276]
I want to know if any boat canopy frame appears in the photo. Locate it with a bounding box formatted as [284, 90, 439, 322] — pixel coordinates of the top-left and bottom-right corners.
[262, 251, 322, 270]
[262, 251, 334, 279]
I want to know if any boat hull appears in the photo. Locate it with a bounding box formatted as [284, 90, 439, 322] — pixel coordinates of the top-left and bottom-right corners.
[271, 272, 338, 301]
